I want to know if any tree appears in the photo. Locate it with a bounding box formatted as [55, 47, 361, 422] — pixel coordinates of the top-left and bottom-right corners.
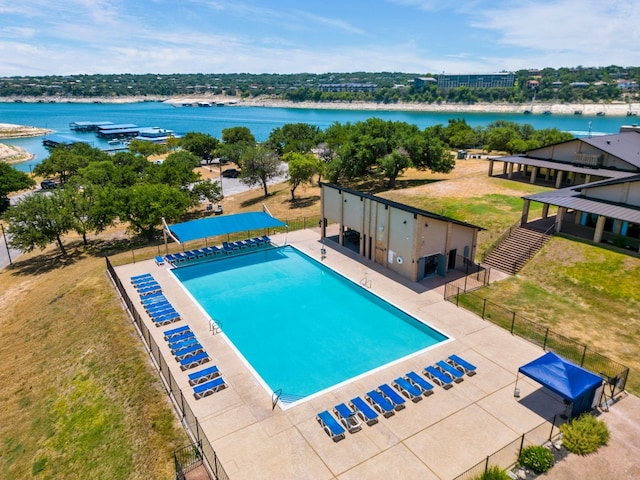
[267, 123, 320, 155]
[191, 179, 223, 204]
[239, 146, 282, 198]
[0, 163, 34, 205]
[7, 190, 74, 256]
[180, 132, 219, 160]
[127, 139, 168, 158]
[218, 126, 256, 165]
[148, 150, 200, 188]
[117, 183, 191, 239]
[377, 149, 411, 188]
[61, 182, 117, 245]
[284, 152, 320, 200]
[34, 143, 109, 183]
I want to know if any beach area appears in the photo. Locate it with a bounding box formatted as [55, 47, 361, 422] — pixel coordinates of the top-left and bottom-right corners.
[0, 123, 51, 164]
[2, 94, 640, 116]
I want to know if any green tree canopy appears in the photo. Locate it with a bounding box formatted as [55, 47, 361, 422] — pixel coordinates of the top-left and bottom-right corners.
[180, 132, 219, 160]
[7, 190, 74, 256]
[33, 143, 109, 183]
[0, 163, 34, 203]
[284, 152, 321, 200]
[127, 139, 168, 158]
[239, 146, 282, 198]
[267, 123, 321, 155]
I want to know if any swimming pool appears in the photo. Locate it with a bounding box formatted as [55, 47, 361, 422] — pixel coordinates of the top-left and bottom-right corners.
[172, 246, 448, 401]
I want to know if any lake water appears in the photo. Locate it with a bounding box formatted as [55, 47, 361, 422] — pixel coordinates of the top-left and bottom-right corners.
[1, 101, 636, 172]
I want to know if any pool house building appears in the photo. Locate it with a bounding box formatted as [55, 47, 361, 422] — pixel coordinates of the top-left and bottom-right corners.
[320, 183, 484, 282]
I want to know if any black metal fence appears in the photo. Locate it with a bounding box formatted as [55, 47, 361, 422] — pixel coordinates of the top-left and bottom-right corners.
[453, 416, 563, 480]
[451, 254, 491, 291]
[175, 441, 204, 479]
[106, 257, 230, 480]
[444, 283, 629, 398]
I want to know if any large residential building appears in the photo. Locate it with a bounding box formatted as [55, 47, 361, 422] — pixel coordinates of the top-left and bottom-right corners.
[436, 72, 515, 89]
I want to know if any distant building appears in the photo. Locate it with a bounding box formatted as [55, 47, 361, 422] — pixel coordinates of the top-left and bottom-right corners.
[436, 72, 515, 89]
[570, 82, 589, 88]
[318, 83, 377, 93]
[413, 77, 437, 88]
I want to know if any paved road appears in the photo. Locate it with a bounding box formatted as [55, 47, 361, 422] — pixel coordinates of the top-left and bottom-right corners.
[0, 226, 21, 270]
[216, 162, 289, 197]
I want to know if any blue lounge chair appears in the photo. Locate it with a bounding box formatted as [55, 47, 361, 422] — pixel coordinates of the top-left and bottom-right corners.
[393, 377, 424, 402]
[448, 354, 477, 376]
[333, 403, 362, 433]
[145, 301, 171, 312]
[188, 365, 221, 385]
[191, 249, 205, 258]
[233, 241, 247, 250]
[138, 285, 162, 296]
[173, 252, 187, 263]
[244, 238, 258, 247]
[148, 304, 176, 315]
[180, 351, 210, 370]
[165, 254, 178, 264]
[131, 275, 153, 285]
[201, 246, 215, 256]
[151, 310, 179, 322]
[405, 371, 435, 396]
[140, 291, 165, 303]
[155, 255, 165, 266]
[436, 360, 465, 383]
[193, 377, 227, 399]
[163, 325, 191, 340]
[165, 331, 194, 343]
[134, 280, 160, 290]
[349, 397, 379, 426]
[174, 344, 204, 361]
[316, 410, 346, 442]
[366, 390, 395, 418]
[131, 273, 153, 281]
[222, 241, 238, 252]
[152, 312, 181, 326]
[424, 365, 454, 389]
[169, 337, 199, 352]
[378, 384, 407, 410]
[184, 250, 196, 260]
[260, 235, 271, 243]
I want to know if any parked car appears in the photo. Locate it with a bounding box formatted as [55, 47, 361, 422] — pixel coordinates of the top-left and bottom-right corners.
[40, 179, 58, 189]
[221, 168, 240, 178]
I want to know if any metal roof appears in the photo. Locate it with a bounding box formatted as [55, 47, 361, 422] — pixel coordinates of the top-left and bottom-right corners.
[490, 155, 635, 179]
[524, 177, 640, 224]
[322, 183, 485, 231]
[580, 131, 640, 168]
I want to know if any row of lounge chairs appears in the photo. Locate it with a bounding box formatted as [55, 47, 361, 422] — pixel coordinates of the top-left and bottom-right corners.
[163, 324, 210, 369]
[164, 236, 272, 266]
[131, 274, 182, 326]
[316, 354, 477, 442]
[162, 324, 228, 398]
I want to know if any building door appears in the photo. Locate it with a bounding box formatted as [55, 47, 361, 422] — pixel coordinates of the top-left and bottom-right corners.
[448, 249, 457, 271]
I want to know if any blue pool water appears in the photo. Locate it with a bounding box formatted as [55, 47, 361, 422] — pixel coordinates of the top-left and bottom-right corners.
[172, 246, 448, 400]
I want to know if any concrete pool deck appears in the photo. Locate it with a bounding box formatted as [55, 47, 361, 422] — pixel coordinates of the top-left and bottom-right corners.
[114, 229, 626, 479]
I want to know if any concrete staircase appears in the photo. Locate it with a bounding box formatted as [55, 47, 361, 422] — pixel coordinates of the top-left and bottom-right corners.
[482, 226, 553, 275]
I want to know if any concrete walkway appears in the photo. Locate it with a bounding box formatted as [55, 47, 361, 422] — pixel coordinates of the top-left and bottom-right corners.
[114, 229, 635, 480]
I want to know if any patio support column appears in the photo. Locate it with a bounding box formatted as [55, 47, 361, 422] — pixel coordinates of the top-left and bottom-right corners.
[502, 162, 508, 174]
[555, 170, 564, 188]
[508, 162, 514, 179]
[555, 207, 566, 233]
[593, 215, 606, 243]
[585, 174, 591, 184]
[521, 199, 531, 226]
[488, 159, 494, 176]
[530, 166, 538, 184]
[574, 210, 582, 224]
[541, 203, 550, 218]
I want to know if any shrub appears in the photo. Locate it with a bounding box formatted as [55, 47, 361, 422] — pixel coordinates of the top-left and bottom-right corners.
[519, 445, 554, 474]
[560, 414, 610, 455]
[473, 465, 511, 480]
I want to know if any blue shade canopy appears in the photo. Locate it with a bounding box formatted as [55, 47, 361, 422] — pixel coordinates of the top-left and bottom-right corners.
[518, 351, 602, 402]
[167, 212, 286, 243]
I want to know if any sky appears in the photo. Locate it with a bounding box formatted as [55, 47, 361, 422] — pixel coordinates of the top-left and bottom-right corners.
[2, 0, 640, 76]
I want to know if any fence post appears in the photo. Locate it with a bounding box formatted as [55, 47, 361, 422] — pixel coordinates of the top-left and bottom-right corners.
[549, 414, 557, 441]
[464, 274, 468, 292]
[485, 455, 490, 473]
[481, 298, 487, 319]
[518, 433, 525, 459]
[580, 345, 587, 367]
[510, 311, 516, 334]
[543, 327, 549, 350]
[131, 248, 136, 264]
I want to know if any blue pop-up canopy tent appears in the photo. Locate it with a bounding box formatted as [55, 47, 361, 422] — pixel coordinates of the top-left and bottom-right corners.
[517, 351, 603, 417]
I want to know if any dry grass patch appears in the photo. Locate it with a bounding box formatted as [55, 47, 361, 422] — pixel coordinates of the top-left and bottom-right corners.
[0, 245, 187, 479]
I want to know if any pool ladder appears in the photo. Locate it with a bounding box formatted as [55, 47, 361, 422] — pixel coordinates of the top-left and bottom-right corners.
[209, 319, 223, 335]
[360, 277, 372, 289]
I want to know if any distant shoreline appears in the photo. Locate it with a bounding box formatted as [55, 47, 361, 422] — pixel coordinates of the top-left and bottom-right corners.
[3, 95, 640, 117]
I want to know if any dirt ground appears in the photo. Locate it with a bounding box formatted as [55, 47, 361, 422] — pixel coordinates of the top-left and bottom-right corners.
[542, 393, 640, 479]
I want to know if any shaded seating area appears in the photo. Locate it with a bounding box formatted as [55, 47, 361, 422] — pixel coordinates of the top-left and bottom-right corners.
[315, 354, 478, 441]
[165, 236, 273, 266]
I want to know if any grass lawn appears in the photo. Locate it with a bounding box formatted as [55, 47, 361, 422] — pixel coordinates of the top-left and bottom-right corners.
[0, 246, 188, 479]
